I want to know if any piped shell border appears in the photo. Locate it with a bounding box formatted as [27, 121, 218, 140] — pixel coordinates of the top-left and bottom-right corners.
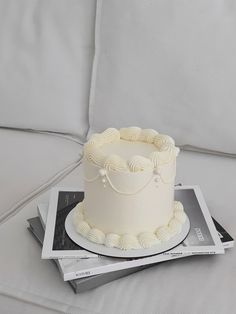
[83, 127, 180, 173]
[73, 200, 187, 250]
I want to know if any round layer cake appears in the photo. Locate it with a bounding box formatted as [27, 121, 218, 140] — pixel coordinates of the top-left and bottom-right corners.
[73, 127, 186, 250]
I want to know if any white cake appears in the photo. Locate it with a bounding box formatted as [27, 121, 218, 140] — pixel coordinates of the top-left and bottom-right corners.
[73, 127, 186, 250]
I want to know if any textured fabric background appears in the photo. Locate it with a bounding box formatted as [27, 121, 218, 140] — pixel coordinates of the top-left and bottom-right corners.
[0, 0, 96, 139]
[0, 129, 82, 223]
[89, 0, 236, 154]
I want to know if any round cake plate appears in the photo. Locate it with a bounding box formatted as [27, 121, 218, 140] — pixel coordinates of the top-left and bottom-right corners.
[65, 208, 190, 259]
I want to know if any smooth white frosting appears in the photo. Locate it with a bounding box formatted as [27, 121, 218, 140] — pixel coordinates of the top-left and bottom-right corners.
[83, 156, 174, 234]
[102, 140, 157, 160]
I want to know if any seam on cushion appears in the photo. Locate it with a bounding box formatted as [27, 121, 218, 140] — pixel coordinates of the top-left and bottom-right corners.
[0, 155, 83, 226]
[0, 126, 85, 145]
[86, 0, 104, 140]
[0, 284, 101, 314]
[179, 145, 236, 159]
[82, 3, 236, 157]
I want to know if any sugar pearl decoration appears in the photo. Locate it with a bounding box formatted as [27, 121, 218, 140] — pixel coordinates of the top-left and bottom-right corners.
[99, 168, 107, 177]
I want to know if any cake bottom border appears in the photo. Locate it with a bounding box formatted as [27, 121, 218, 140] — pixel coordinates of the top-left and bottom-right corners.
[65, 208, 190, 258]
[69, 201, 188, 251]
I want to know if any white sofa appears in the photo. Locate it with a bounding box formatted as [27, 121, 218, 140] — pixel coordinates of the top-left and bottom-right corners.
[0, 1, 235, 313]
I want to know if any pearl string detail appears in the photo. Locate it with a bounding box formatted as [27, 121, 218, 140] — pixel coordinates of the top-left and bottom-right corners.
[84, 166, 175, 195]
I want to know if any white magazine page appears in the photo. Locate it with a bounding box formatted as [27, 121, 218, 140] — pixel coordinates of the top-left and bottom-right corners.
[37, 204, 47, 229]
[41, 187, 97, 259]
[40, 185, 225, 280]
[212, 217, 234, 249]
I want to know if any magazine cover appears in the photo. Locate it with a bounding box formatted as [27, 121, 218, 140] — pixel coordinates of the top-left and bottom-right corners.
[212, 217, 234, 249]
[40, 185, 225, 280]
[41, 187, 97, 259]
[27, 218, 150, 293]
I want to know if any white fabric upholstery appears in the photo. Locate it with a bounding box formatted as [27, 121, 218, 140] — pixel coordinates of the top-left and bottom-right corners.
[0, 151, 235, 314]
[0, 129, 82, 222]
[89, 0, 236, 154]
[0, 0, 96, 138]
[0, 295, 62, 314]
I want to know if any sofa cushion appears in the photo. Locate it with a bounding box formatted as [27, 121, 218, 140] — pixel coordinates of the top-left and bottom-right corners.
[0, 151, 235, 314]
[0, 0, 96, 139]
[0, 129, 82, 223]
[0, 295, 61, 314]
[89, 0, 236, 154]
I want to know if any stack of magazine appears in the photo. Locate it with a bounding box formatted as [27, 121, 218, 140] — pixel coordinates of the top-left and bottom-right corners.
[27, 185, 234, 293]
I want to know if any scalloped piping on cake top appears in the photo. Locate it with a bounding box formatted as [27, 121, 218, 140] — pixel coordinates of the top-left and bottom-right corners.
[73, 200, 186, 250]
[83, 127, 180, 173]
